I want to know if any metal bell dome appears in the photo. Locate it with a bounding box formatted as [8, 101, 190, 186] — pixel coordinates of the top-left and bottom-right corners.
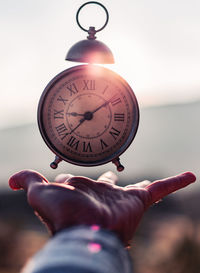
[65, 32, 114, 64]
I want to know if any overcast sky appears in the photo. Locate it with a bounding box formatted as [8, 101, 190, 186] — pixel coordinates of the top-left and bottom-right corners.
[1, 0, 200, 129]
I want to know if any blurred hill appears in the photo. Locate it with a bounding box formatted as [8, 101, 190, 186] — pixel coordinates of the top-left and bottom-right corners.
[0, 100, 200, 192]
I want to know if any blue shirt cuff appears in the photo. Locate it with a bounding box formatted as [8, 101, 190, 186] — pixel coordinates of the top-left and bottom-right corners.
[22, 226, 133, 273]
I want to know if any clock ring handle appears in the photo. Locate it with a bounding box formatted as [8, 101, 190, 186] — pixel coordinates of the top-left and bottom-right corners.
[76, 1, 109, 34]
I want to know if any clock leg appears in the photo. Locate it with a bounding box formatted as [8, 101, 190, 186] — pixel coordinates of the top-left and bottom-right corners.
[112, 157, 124, 172]
[50, 156, 62, 169]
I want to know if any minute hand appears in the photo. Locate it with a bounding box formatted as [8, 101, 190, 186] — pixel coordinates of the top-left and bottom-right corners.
[91, 97, 113, 115]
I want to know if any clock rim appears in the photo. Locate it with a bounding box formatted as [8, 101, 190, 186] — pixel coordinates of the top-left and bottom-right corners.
[37, 64, 140, 167]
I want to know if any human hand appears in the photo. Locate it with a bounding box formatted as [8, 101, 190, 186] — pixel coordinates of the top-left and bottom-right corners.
[9, 170, 196, 246]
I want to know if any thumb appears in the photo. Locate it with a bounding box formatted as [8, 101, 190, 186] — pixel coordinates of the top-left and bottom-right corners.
[9, 170, 48, 191]
[146, 172, 196, 205]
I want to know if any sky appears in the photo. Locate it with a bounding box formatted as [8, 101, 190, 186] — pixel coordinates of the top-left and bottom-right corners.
[1, 0, 200, 129]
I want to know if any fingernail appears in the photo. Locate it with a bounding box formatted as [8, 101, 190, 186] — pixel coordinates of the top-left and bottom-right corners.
[8, 177, 21, 190]
[182, 172, 196, 183]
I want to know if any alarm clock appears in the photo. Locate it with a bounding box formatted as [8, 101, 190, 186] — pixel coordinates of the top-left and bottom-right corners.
[37, 2, 139, 171]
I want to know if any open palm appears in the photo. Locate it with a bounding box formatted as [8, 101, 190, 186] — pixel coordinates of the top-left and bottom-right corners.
[9, 170, 196, 246]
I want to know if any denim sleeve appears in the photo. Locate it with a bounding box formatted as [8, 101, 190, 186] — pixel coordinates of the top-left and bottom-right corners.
[22, 226, 133, 273]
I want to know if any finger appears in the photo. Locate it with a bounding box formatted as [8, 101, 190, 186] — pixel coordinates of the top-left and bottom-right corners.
[146, 172, 196, 205]
[65, 176, 97, 191]
[97, 171, 118, 185]
[9, 170, 48, 191]
[125, 180, 151, 189]
[55, 174, 74, 183]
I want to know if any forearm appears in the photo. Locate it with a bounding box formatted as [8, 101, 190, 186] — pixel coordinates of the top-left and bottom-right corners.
[22, 226, 133, 273]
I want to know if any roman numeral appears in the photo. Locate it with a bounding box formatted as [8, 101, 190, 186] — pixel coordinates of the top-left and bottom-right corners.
[67, 83, 78, 96]
[55, 123, 68, 140]
[67, 136, 79, 150]
[100, 139, 108, 150]
[54, 109, 64, 119]
[110, 95, 122, 106]
[83, 80, 95, 90]
[109, 127, 121, 140]
[114, 113, 125, 122]
[57, 96, 68, 105]
[83, 142, 92, 152]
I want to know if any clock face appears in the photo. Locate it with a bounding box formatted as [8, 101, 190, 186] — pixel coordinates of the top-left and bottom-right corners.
[38, 65, 139, 166]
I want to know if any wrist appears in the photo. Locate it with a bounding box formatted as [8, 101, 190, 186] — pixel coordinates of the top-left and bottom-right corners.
[23, 225, 133, 273]
[54, 224, 121, 248]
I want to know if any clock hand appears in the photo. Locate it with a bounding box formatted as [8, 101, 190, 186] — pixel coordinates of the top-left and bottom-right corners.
[60, 118, 85, 139]
[69, 117, 86, 134]
[91, 102, 107, 114]
[91, 95, 115, 115]
[66, 112, 84, 117]
[67, 109, 96, 135]
[66, 110, 95, 136]
[67, 95, 117, 133]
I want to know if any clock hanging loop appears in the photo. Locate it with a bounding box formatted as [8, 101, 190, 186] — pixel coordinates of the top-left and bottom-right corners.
[66, 1, 114, 64]
[76, 1, 109, 36]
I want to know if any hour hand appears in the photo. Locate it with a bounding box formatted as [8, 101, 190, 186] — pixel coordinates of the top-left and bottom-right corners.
[66, 112, 84, 117]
